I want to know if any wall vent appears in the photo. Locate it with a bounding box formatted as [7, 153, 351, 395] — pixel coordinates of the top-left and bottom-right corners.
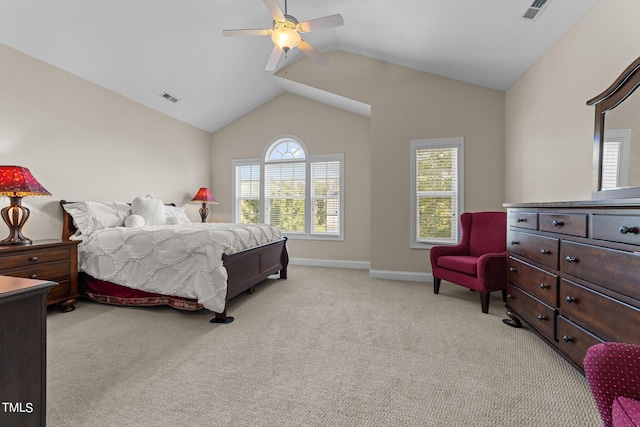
[160, 91, 180, 103]
[520, 0, 551, 21]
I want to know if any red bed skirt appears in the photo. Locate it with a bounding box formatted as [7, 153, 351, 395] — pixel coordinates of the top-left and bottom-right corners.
[80, 273, 204, 311]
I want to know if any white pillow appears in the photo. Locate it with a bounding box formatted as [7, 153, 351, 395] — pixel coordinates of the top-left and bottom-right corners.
[131, 195, 166, 226]
[164, 205, 191, 224]
[165, 216, 179, 225]
[63, 201, 131, 236]
[124, 214, 145, 228]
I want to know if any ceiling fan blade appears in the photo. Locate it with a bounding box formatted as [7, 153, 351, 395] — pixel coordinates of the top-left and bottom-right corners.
[265, 45, 284, 71]
[223, 28, 271, 37]
[263, 0, 285, 22]
[298, 14, 344, 33]
[298, 39, 329, 66]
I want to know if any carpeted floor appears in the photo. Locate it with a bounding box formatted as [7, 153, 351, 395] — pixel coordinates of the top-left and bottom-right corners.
[46, 266, 601, 426]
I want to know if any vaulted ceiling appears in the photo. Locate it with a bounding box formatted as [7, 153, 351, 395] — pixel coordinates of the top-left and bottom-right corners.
[0, 0, 598, 132]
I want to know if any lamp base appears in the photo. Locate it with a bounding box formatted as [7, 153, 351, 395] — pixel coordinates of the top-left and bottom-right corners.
[199, 203, 209, 223]
[0, 197, 33, 245]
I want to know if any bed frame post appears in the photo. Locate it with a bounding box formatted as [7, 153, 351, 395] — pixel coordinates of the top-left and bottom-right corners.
[211, 310, 234, 324]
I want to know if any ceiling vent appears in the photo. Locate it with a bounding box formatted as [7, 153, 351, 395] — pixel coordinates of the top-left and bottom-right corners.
[160, 91, 180, 103]
[520, 0, 551, 21]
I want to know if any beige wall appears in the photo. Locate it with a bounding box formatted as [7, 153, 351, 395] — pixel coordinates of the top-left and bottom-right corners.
[505, 0, 640, 203]
[212, 52, 506, 275]
[211, 92, 372, 264]
[0, 43, 211, 240]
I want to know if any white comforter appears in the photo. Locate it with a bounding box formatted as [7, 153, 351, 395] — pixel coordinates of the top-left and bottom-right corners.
[74, 223, 282, 313]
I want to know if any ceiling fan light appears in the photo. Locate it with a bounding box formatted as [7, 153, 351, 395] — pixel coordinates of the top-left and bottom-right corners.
[271, 26, 300, 51]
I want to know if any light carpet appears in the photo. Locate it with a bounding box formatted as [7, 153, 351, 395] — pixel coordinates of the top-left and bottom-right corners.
[46, 265, 601, 426]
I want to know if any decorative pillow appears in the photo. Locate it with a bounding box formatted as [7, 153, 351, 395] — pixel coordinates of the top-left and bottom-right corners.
[164, 205, 191, 224]
[124, 214, 146, 228]
[165, 216, 179, 225]
[63, 201, 131, 236]
[131, 195, 166, 226]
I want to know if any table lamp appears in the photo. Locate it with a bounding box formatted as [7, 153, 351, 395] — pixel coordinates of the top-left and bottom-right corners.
[0, 166, 51, 245]
[191, 187, 217, 223]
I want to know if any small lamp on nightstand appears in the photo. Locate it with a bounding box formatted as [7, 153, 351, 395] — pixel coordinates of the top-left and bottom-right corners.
[0, 166, 51, 245]
[191, 187, 218, 223]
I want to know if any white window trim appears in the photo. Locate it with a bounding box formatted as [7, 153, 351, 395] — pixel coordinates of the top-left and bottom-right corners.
[410, 137, 464, 249]
[232, 136, 344, 241]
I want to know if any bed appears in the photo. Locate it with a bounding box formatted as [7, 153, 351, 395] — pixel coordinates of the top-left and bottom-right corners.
[60, 198, 288, 323]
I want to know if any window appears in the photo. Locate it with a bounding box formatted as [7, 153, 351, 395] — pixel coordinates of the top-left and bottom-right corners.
[410, 137, 464, 248]
[601, 129, 631, 190]
[232, 135, 344, 240]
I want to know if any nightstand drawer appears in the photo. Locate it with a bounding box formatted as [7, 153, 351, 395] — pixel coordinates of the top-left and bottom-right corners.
[48, 280, 70, 300]
[0, 248, 70, 270]
[3, 261, 71, 282]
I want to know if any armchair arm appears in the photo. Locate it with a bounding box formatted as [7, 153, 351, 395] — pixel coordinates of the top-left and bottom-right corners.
[585, 342, 640, 427]
[477, 251, 507, 286]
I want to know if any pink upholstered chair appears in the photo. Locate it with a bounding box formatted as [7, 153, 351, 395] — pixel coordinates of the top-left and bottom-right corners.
[429, 211, 507, 313]
[584, 342, 640, 427]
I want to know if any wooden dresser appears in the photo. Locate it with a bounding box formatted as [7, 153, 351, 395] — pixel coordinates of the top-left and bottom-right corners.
[0, 276, 56, 427]
[503, 200, 640, 372]
[0, 239, 80, 312]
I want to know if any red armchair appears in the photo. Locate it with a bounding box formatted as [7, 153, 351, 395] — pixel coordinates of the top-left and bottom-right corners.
[584, 342, 640, 427]
[429, 211, 507, 313]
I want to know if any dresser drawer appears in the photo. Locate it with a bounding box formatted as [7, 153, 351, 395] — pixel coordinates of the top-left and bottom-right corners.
[593, 214, 640, 246]
[539, 213, 587, 237]
[2, 262, 71, 282]
[0, 248, 70, 271]
[508, 257, 558, 306]
[508, 231, 559, 269]
[561, 240, 640, 300]
[556, 316, 604, 370]
[560, 279, 640, 345]
[509, 211, 538, 230]
[506, 283, 556, 342]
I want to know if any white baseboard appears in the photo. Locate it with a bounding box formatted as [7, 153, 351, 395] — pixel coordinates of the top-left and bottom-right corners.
[289, 257, 370, 270]
[369, 270, 432, 283]
[288, 258, 432, 282]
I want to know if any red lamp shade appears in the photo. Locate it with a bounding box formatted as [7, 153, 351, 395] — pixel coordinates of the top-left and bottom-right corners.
[0, 166, 51, 245]
[191, 187, 217, 223]
[191, 187, 217, 203]
[0, 166, 51, 197]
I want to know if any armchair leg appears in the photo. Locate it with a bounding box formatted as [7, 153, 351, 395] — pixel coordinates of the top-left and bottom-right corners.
[480, 292, 490, 314]
[434, 277, 441, 294]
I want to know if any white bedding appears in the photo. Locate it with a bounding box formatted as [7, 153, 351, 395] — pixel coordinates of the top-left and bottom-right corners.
[74, 223, 282, 313]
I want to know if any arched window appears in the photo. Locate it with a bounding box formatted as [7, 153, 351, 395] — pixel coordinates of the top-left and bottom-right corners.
[233, 135, 343, 239]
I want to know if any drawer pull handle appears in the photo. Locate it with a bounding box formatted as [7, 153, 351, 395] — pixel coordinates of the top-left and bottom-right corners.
[30, 274, 37, 279]
[565, 256, 578, 263]
[619, 226, 637, 235]
[506, 294, 514, 299]
[565, 296, 577, 303]
[510, 241, 520, 245]
[540, 249, 551, 255]
[516, 218, 527, 223]
[509, 267, 517, 272]
[552, 220, 564, 227]
[537, 315, 547, 321]
[540, 283, 550, 289]
[562, 335, 573, 343]
[29, 256, 38, 262]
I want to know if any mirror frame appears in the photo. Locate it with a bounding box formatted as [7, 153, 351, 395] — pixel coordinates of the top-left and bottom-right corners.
[588, 56, 640, 200]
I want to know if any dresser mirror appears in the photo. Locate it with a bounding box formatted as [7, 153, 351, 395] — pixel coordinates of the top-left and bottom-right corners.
[588, 56, 640, 199]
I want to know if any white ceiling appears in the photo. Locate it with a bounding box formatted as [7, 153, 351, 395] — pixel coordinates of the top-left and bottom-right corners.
[0, 0, 598, 133]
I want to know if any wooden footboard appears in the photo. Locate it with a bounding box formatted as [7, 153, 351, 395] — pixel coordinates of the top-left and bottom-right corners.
[214, 237, 288, 323]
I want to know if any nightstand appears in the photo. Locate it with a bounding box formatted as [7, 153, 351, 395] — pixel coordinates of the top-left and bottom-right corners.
[0, 276, 56, 427]
[0, 239, 80, 312]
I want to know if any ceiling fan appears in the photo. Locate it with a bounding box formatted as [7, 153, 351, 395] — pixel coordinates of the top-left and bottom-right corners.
[223, 0, 344, 71]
